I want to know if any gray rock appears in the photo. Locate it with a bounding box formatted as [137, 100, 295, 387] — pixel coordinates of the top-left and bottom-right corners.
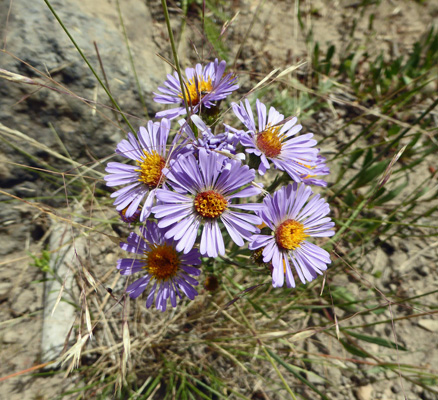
[326, 364, 342, 385]
[41, 214, 86, 364]
[0, 0, 164, 202]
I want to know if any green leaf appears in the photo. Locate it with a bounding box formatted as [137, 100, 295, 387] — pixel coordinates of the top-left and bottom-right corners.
[325, 44, 335, 62]
[248, 298, 270, 318]
[348, 149, 364, 168]
[353, 160, 387, 189]
[313, 42, 320, 70]
[344, 330, 408, 351]
[267, 349, 332, 400]
[330, 286, 358, 311]
[344, 190, 356, 207]
[387, 125, 401, 137]
[362, 148, 373, 168]
[373, 181, 408, 206]
[371, 186, 386, 202]
[324, 45, 335, 74]
[339, 339, 369, 358]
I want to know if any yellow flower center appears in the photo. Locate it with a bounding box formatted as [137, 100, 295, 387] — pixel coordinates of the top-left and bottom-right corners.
[275, 219, 308, 250]
[194, 190, 228, 218]
[143, 243, 180, 281]
[180, 76, 213, 106]
[256, 125, 284, 158]
[135, 150, 166, 188]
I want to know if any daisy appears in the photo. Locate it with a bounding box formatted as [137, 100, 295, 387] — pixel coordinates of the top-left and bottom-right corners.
[249, 183, 335, 288]
[104, 119, 185, 221]
[118, 203, 141, 225]
[154, 59, 239, 119]
[117, 221, 201, 312]
[231, 99, 319, 182]
[152, 149, 263, 258]
[179, 115, 243, 160]
[300, 154, 330, 187]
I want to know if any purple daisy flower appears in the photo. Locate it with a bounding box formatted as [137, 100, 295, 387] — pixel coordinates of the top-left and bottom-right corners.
[179, 115, 243, 160]
[152, 149, 263, 258]
[117, 221, 201, 312]
[231, 99, 319, 182]
[249, 183, 335, 288]
[104, 119, 185, 221]
[300, 154, 330, 187]
[154, 59, 239, 119]
[118, 203, 141, 225]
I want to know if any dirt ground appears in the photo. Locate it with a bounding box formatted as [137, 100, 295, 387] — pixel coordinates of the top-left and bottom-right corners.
[1, 0, 437, 399]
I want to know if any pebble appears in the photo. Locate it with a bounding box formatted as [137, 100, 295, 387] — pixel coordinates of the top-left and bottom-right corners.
[2, 330, 18, 344]
[389, 283, 397, 292]
[391, 384, 401, 393]
[418, 319, 438, 332]
[414, 265, 428, 277]
[354, 384, 373, 400]
[105, 252, 116, 264]
[372, 247, 388, 271]
[0, 282, 11, 298]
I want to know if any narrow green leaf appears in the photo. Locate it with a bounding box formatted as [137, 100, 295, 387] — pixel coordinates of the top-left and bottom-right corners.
[248, 298, 270, 318]
[344, 330, 408, 351]
[353, 160, 387, 189]
[348, 149, 364, 167]
[267, 349, 332, 400]
[362, 148, 373, 168]
[330, 286, 357, 312]
[186, 375, 229, 399]
[185, 382, 214, 400]
[142, 374, 162, 398]
[373, 181, 409, 206]
[339, 339, 369, 358]
[326, 44, 335, 62]
[344, 190, 356, 207]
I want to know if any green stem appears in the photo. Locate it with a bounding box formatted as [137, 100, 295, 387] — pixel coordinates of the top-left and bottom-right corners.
[328, 197, 368, 247]
[43, 0, 135, 134]
[262, 347, 298, 400]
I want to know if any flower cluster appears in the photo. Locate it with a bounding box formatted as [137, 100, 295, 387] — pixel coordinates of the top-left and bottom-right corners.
[106, 59, 335, 311]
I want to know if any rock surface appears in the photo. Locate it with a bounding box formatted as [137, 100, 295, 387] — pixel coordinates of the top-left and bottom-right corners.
[0, 0, 165, 203]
